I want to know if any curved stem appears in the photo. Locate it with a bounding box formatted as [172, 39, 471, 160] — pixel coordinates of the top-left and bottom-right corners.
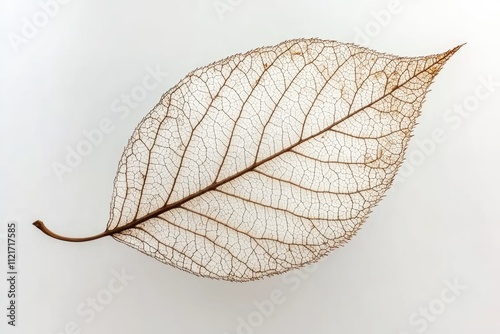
[33, 220, 111, 242]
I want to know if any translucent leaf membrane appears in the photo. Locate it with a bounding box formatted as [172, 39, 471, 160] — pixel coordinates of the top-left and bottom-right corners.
[105, 39, 460, 281]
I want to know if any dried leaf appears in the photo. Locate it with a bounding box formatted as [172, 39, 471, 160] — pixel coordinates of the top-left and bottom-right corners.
[34, 38, 461, 281]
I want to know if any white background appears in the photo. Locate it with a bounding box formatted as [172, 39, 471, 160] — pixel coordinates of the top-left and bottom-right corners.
[1, 0, 499, 333]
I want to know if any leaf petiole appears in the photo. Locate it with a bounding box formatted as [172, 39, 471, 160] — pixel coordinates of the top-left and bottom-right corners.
[32, 220, 110, 242]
